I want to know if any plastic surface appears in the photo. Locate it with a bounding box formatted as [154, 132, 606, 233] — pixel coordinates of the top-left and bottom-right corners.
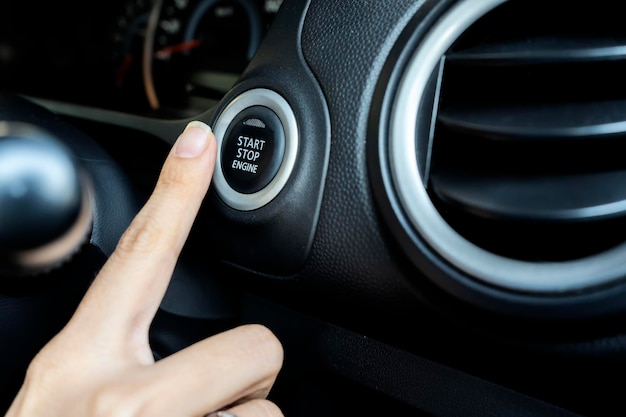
[204, 0, 331, 275]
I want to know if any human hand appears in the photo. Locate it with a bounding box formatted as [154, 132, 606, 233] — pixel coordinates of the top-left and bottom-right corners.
[4, 121, 285, 417]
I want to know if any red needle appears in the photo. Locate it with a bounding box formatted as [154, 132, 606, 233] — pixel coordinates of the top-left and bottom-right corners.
[115, 53, 134, 88]
[154, 39, 201, 58]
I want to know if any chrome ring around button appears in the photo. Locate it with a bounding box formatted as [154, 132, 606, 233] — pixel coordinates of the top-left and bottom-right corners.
[212, 88, 298, 211]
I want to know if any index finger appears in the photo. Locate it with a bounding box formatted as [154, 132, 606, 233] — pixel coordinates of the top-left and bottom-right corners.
[67, 121, 217, 349]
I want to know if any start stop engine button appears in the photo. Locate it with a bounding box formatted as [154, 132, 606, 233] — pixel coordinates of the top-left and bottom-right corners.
[212, 88, 299, 211]
[221, 106, 285, 194]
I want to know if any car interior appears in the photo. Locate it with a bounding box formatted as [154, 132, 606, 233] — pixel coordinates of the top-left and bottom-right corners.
[2, 0, 626, 416]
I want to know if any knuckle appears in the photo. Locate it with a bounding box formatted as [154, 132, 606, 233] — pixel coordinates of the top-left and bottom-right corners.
[115, 214, 165, 256]
[242, 324, 284, 372]
[158, 167, 189, 189]
[256, 400, 285, 417]
[24, 352, 49, 384]
[88, 380, 145, 417]
[239, 399, 284, 417]
[24, 340, 64, 384]
[157, 161, 195, 195]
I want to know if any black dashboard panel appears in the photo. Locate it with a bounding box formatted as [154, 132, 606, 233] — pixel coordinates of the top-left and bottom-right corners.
[2, 1, 626, 416]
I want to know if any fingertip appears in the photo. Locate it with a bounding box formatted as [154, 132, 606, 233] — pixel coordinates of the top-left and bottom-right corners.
[174, 120, 214, 158]
[187, 120, 213, 134]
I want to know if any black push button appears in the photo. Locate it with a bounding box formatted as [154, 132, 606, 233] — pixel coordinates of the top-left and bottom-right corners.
[221, 106, 286, 194]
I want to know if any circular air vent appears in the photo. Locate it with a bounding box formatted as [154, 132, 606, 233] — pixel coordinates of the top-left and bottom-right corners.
[375, 0, 626, 316]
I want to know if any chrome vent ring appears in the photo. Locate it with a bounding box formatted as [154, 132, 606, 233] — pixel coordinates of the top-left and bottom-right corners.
[380, 0, 626, 311]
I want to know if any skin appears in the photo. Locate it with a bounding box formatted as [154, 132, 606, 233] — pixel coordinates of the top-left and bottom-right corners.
[4, 121, 285, 417]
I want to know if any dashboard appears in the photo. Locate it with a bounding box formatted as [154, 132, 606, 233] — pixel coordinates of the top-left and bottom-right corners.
[0, 0, 281, 117]
[2, 1, 626, 416]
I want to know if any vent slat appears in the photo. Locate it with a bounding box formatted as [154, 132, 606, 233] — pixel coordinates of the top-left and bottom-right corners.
[447, 37, 626, 65]
[438, 101, 626, 140]
[430, 171, 626, 223]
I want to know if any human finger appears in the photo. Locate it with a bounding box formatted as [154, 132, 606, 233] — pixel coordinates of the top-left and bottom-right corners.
[66, 121, 216, 352]
[141, 324, 284, 417]
[207, 398, 285, 417]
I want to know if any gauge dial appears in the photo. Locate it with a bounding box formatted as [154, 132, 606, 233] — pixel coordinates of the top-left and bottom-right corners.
[112, 0, 281, 116]
[149, 0, 262, 112]
[147, 0, 278, 115]
[111, 0, 152, 105]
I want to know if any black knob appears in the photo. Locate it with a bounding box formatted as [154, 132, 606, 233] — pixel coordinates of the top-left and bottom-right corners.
[0, 122, 92, 275]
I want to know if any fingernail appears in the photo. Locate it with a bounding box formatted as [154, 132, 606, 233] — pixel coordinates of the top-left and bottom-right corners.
[175, 121, 212, 158]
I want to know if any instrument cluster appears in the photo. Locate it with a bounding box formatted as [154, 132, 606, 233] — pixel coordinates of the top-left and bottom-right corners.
[0, 0, 283, 118]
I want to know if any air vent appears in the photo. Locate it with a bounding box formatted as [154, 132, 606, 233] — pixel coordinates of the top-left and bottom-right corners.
[381, 0, 626, 311]
[430, 0, 626, 263]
